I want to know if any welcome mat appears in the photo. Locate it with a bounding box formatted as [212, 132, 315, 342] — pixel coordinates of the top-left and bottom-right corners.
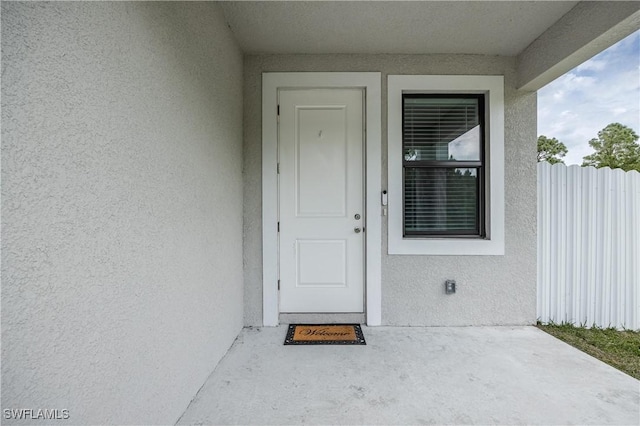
[284, 324, 366, 345]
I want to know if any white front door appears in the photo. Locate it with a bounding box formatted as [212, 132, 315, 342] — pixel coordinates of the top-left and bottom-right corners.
[278, 88, 364, 313]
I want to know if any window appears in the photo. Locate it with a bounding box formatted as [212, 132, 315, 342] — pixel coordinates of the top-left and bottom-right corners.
[403, 94, 485, 237]
[388, 75, 504, 255]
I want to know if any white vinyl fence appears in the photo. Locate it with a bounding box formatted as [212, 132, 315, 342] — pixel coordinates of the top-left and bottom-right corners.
[537, 162, 640, 330]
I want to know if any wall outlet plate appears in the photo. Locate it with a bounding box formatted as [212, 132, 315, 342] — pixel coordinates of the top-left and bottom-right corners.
[445, 280, 456, 294]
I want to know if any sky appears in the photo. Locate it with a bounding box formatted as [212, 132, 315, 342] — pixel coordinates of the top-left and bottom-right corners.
[538, 30, 640, 166]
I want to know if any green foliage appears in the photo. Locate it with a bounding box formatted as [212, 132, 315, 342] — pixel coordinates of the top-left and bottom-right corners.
[582, 123, 640, 172]
[537, 135, 568, 164]
[537, 322, 640, 380]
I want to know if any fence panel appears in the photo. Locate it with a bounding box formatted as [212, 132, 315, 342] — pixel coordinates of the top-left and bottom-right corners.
[537, 162, 640, 330]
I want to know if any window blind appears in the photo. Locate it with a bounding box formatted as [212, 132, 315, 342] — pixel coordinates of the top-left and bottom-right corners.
[402, 95, 484, 236]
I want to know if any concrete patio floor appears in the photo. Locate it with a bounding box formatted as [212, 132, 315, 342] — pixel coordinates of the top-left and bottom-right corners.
[177, 326, 639, 425]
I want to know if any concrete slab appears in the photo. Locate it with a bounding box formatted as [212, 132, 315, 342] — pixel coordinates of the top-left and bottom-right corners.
[177, 326, 640, 425]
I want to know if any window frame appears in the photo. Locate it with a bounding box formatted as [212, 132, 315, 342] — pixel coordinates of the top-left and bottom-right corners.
[387, 75, 505, 256]
[402, 93, 486, 238]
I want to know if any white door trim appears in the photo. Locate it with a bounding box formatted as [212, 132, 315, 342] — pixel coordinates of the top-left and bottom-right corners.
[262, 72, 382, 326]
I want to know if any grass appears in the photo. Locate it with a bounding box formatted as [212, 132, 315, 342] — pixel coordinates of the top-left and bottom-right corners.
[537, 322, 640, 380]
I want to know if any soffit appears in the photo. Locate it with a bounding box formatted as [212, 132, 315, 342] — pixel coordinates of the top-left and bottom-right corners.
[219, 1, 579, 55]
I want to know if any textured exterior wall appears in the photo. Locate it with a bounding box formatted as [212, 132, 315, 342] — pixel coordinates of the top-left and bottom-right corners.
[244, 54, 537, 326]
[2, 2, 243, 424]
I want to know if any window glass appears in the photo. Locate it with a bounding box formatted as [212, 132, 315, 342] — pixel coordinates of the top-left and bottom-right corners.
[402, 95, 484, 236]
[404, 167, 479, 234]
[403, 96, 481, 162]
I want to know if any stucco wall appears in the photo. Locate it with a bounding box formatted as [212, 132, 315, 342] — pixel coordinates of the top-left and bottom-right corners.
[2, 2, 243, 424]
[244, 55, 537, 326]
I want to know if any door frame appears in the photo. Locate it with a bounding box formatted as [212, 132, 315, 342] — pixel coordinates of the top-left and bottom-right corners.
[262, 72, 382, 326]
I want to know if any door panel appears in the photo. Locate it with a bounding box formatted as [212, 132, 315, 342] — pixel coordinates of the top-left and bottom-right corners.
[296, 239, 346, 287]
[279, 88, 364, 313]
[296, 108, 347, 217]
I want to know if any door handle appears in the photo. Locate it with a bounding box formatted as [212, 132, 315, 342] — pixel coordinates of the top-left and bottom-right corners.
[354, 227, 361, 233]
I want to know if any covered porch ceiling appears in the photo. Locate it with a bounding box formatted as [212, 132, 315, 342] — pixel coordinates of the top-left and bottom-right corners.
[220, 1, 640, 90]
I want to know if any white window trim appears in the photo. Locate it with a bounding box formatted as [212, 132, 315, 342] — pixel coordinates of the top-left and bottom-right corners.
[262, 72, 382, 326]
[387, 75, 505, 255]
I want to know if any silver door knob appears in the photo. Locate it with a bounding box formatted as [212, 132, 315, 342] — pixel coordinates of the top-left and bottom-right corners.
[354, 227, 361, 233]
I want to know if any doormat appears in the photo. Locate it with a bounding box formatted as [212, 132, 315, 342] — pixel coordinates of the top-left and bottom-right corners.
[284, 324, 366, 345]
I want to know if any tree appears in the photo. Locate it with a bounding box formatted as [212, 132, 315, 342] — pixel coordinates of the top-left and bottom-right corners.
[582, 123, 640, 172]
[537, 135, 568, 164]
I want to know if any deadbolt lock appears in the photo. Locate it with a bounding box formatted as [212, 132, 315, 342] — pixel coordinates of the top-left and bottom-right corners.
[354, 214, 361, 220]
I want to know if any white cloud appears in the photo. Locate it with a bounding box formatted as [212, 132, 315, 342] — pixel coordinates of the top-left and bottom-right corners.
[560, 110, 577, 119]
[576, 59, 608, 72]
[548, 72, 597, 93]
[448, 126, 480, 161]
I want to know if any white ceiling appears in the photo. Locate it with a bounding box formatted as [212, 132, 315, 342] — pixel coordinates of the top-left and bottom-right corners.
[220, 1, 579, 55]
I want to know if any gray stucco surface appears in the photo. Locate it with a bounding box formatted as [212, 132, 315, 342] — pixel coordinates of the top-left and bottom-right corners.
[244, 55, 537, 326]
[2, 2, 243, 424]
